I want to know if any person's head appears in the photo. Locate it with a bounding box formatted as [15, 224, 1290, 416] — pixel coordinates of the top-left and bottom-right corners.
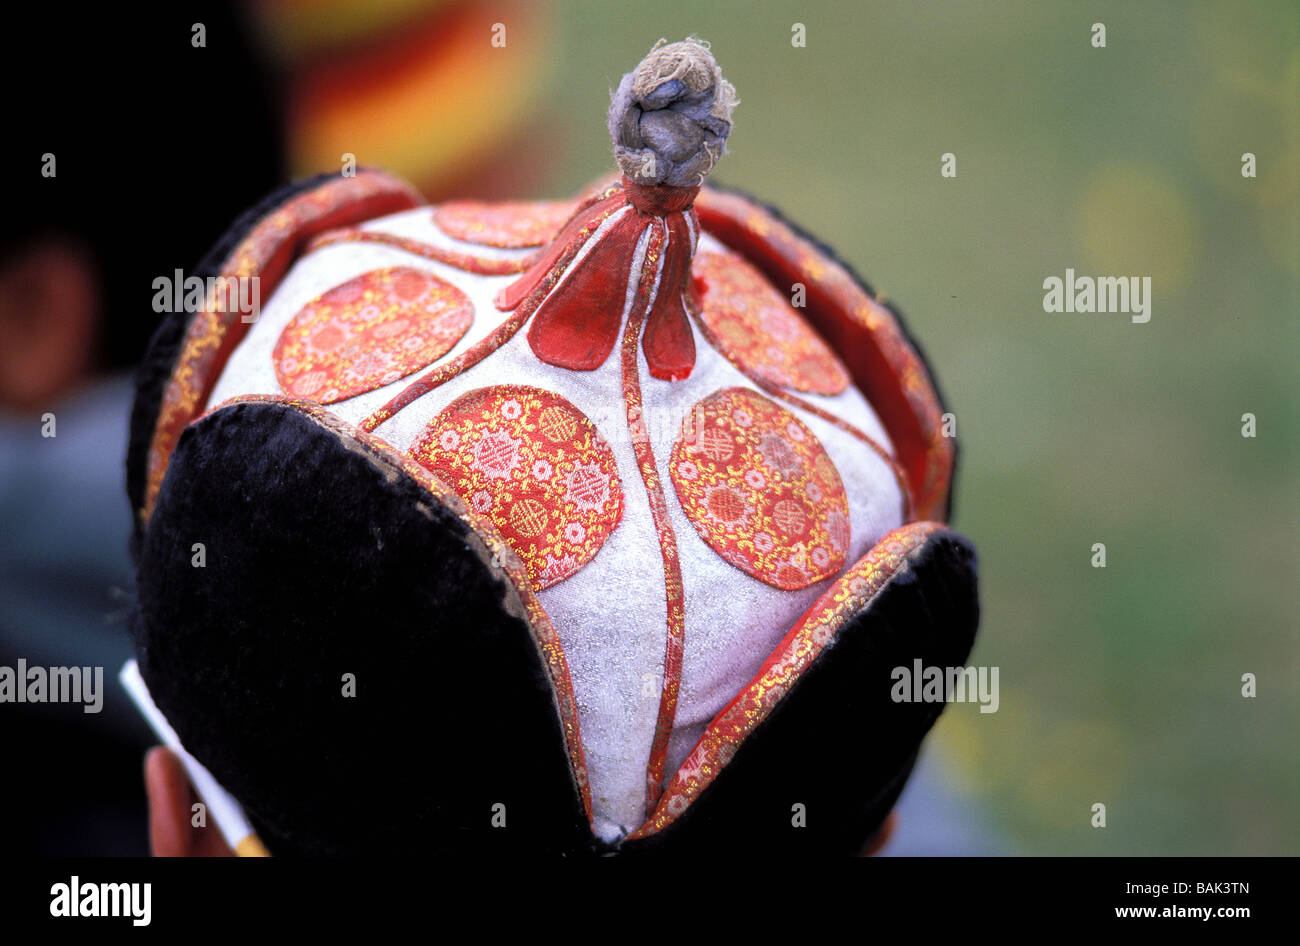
[126, 35, 977, 859]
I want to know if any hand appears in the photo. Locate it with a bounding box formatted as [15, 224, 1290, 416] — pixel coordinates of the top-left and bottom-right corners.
[144, 746, 235, 857]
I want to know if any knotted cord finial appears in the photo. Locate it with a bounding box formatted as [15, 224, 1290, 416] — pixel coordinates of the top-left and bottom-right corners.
[608, 38, 738, 190]
[498, 38, 737, 380]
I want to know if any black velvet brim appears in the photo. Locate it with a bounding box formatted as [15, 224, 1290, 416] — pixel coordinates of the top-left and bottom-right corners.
[133, 399, 596, 855]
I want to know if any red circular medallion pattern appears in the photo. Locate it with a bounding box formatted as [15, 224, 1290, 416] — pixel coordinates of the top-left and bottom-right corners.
[670, 387, 850, 590]
[409, 385, 624, 589]
[273, 267, 473, 404]
[434, 199, 579, 248]
[692, 248, 850, 396]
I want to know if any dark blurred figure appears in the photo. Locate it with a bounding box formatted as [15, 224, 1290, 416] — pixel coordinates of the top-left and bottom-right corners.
[0, 4, 285, 854]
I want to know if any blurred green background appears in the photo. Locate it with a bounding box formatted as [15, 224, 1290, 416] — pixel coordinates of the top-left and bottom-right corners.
[533, 0, 1298, 855]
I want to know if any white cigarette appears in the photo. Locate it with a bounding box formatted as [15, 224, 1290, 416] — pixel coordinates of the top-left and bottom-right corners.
[119, 659, 269, 857]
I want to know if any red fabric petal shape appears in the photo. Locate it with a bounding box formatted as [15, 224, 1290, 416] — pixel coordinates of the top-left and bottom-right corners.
[525, 212, 644, 371]
[642, 213, 697, 381]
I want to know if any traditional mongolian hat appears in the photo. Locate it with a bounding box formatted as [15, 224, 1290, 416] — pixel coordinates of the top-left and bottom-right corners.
[127, 38, 979, 855]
